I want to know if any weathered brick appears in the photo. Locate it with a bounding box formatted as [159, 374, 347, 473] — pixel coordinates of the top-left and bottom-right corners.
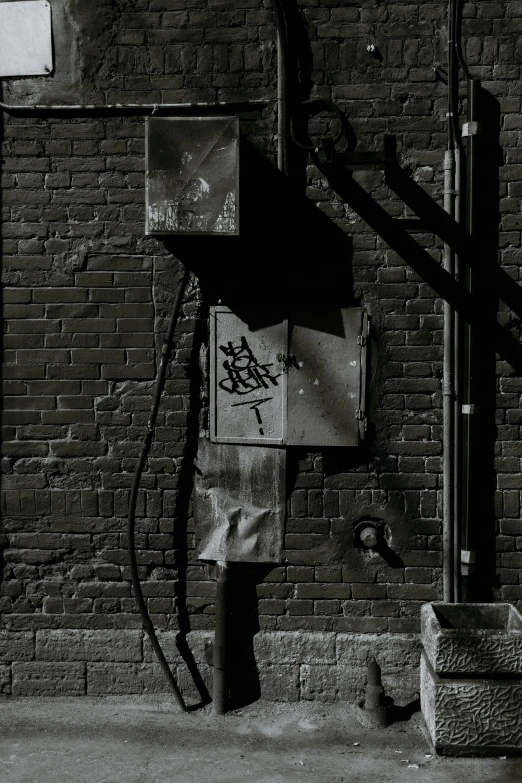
[0, 632, 34, 662]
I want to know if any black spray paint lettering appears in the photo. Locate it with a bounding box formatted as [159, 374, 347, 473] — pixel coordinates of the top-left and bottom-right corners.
[218, 336, 281, 395]
[231, 397, 272, 436]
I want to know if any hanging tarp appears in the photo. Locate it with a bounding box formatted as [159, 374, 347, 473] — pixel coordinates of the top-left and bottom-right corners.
[194, 439, 285, 563]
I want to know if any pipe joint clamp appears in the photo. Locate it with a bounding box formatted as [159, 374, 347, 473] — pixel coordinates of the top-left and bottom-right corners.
[462, 121, 482, 137]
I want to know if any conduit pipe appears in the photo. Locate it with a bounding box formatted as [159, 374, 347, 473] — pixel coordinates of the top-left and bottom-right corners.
[272, 0, 290, 174]
[0, 100, 267, 113]
[442, 148, 456, 604]
[208, 1, 290, 717]
[460, 77, 481, 601]
[442, 0, 458, 604]
[453, 144, 462, 603]
[212, 562, 229, 715]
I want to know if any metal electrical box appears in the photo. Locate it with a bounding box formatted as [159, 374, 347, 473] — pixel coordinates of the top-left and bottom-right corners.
[210, 307, 368, 447]
[145, 117, 239, 235]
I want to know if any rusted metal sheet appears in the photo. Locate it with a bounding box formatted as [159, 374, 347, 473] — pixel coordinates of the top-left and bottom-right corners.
[210, 307, 287, 445]
[0, 1, 53, 77]
[145, 117, 239, 235]
[194, 439, 285, 563]
[286, 308, 364, 446]
[210, 306, 366, 447]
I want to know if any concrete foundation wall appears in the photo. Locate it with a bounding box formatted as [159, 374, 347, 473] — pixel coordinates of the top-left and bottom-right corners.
[0, 630, 421, 702]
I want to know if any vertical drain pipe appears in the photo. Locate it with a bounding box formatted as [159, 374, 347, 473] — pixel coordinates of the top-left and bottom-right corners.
[460, 78, 480, 602]
[442, 0, 458, 603]
[443, 148, 455, 604]
[272, 0, 289, 175]
[453, 144, 462, 603]
[212, 561, 229, 715]
[210, 0, 290, 718]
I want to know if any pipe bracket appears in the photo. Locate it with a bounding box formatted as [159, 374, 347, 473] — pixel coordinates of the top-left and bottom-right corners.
[462, 121, 482, 137]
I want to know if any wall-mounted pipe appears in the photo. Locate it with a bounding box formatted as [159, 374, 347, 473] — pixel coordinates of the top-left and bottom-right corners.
[0, 100, 267, 114]
[452, 144, 462, 603]
[272, 0, 289, 174]
[460, 77, 481, 601]
[442, 0, 459, 604]
[442, 148, 455, 604]
[212, 561, 229, 715]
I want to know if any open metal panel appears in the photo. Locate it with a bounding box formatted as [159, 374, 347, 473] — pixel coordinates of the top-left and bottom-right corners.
[286, 308, 364, 447]
[210, 306, 367, 447]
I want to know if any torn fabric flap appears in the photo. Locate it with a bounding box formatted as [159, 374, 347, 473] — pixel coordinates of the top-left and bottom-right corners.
[194, 439, 285, 563]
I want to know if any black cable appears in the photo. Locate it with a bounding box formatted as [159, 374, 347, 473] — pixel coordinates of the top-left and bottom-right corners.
[454, 0, 473, 81]
[127, 264, 190, 711]
[290, 98, 346, 152]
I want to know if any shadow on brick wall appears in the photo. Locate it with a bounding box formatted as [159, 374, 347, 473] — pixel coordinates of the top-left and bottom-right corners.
[313, 89, 505, 602]
[469, 86, 501, 602]
[164, 138, 355, 308]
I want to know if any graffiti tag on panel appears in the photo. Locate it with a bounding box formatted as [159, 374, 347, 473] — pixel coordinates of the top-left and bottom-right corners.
[218, 336, 281, 435]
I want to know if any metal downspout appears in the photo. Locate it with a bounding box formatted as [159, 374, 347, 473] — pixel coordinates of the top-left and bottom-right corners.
[460, 77, 480, 601]
[212, 562, 229, 715]
[443, 148, 455, 604]
[209, 2, 289, 717]
[452, 145, 462, 602]
[272, 0, 289, 174]
[442, 0, 458, 603]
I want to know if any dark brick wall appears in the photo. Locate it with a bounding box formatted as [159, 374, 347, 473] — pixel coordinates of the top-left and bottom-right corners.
[1, 1, 521, 695]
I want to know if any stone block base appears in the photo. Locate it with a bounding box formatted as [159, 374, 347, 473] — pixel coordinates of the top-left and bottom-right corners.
[0, 629, 421, 702]
[421, 651, 522, 756]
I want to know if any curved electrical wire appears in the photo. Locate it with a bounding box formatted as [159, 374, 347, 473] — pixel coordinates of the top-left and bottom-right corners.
[454, 0, 473, 81]
[127, 264, 190, 711]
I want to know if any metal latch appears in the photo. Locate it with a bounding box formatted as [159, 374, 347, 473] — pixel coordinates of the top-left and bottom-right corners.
[357, 335, 367, 346]
[355, 409, 366, 420]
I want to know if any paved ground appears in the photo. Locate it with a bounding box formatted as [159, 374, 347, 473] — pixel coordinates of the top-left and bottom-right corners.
[0, 697, 520, 783]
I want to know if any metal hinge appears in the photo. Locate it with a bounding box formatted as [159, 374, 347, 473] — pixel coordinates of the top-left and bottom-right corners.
[355, 409, 366, 420]
[357, 334, 367, 346]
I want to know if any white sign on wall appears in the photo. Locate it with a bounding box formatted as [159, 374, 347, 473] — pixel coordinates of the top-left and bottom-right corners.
[0, 1, 53, 77]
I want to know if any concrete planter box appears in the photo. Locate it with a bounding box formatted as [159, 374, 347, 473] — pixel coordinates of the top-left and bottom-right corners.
[420, 603, 522, 756]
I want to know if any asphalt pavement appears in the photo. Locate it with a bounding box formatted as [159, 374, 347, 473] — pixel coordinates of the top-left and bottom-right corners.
[0, 696, 520, 783]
